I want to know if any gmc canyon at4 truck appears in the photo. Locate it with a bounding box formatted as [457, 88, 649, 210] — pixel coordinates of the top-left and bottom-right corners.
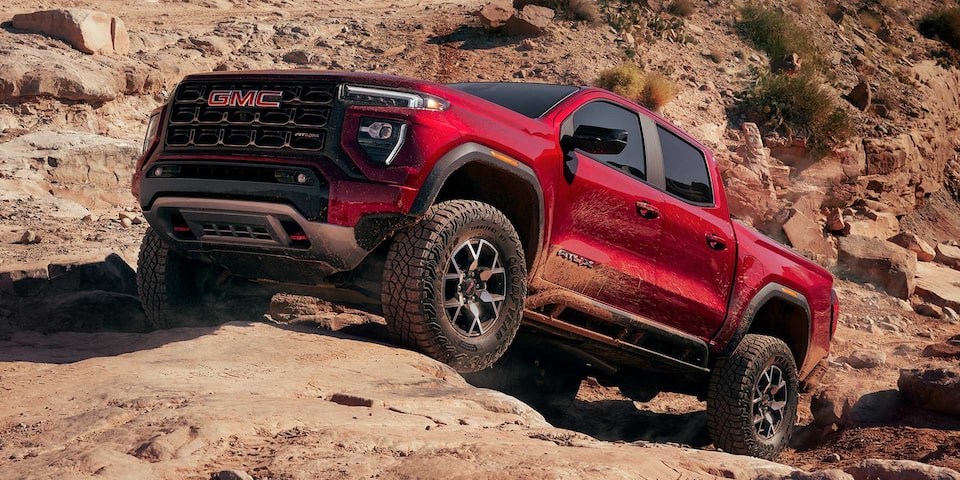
[132, 71, 837, 459]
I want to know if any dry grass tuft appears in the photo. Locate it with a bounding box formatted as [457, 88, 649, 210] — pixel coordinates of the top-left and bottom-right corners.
[738, 6, 819, 70]
[919, 7, 960, 51]
[744, 73, 852, 154]
[595, 64, 677, 111]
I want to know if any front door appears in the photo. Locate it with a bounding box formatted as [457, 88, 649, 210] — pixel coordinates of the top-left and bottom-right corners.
[542, 100, 665, 317]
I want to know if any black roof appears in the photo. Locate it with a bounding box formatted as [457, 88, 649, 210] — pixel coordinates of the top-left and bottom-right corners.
[447, 82, 580, 118]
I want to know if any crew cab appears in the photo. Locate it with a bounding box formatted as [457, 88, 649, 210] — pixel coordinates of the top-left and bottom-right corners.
[132, 71, 837, 459]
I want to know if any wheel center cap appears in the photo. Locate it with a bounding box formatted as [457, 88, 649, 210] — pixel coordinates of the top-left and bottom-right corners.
[463, 278, 478, 297]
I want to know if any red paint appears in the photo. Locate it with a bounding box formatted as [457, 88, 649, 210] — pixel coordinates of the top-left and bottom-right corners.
[132, 70, 835, 378]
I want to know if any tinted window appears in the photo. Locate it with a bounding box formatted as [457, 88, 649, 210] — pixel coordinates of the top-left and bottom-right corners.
[448, 83, 579, 118]
[658, 126, 713, 204]
[571, 102, 646, 181]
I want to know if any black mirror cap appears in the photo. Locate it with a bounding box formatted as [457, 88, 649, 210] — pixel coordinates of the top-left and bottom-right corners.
[561, 125, 628, 155]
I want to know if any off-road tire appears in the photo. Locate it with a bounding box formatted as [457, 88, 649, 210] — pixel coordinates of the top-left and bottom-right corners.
[706, 334, 799, 460]
[382, 200, 526, 373]
[137, 228, 224, 329]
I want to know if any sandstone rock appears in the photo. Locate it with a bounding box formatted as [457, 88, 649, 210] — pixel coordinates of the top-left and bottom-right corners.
[845, 459, 960, 480]
[888, 231, 935, 262]
[504, 5, 554, 36]
[811, 386, 902, 428]
[946, 307, 960, 323]
[282, 50, 313, 65]
[847, 81, 872, 111]
[898, 367, 960, 417]
[846, 350, 885, 369]
[915, 303, 943, 319]
[478, 0, 514, 30]
[16, 230, 42, 245]
[921, 335, 960, 359]
[846, 212, 899, 239]
[12, 9, 130, 55]
[783, 212, 837, 265]
[736, 122, 772, 181]
[837, 235, 917, 299]
[825, 208, 847, 233]
[934, 243, 960, 270]
[769, 164, 791, 188]
[757, 470, 854, 480]
[0, 131, 138, 188]
[217, 470, 254, 480]
[916, 263, 960, 314]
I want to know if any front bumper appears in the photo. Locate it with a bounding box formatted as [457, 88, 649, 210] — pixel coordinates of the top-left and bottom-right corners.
[144, 197, 369, 283]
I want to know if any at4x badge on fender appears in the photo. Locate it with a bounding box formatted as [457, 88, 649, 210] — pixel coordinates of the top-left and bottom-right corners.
[557, 249, 595, 268]
[208, 90, 283, 108]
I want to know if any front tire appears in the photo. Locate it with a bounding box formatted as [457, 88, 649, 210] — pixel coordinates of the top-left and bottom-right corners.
[706, 334, 799, 460]
[381, 200, 526, 373]
[137, 228, 226, 329]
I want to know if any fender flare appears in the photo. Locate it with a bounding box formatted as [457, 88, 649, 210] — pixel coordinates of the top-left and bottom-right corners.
[410, 142, 545, 253]
[720, 282, 812, 359]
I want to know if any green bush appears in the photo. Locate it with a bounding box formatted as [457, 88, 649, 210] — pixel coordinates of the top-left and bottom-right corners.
[919, 7, 960, 51]
[595, 64, 677, 111]
[743, 73, 852, 154]
[738, 6, 819, 70]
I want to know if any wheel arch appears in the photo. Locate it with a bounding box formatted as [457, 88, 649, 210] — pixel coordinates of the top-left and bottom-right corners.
[411, 143, 545, 271]
[723, 283, 812, 373]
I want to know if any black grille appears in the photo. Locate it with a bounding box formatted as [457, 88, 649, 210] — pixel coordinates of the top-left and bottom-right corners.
[165, 81, 336, 154]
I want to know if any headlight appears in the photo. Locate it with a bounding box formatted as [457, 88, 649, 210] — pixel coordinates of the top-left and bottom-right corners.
[358, 117, 407, 165]
[142, 111, 161, 154]
[339, 85, 449, 111]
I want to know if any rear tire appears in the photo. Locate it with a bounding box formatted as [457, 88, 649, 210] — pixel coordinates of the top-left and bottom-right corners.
[706, 334, 799, 460]
[137, 228, 226, 329]
[381, 200, 526, 373]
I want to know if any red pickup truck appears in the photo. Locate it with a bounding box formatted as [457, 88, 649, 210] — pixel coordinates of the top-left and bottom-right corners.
[132, 71, 837, 459]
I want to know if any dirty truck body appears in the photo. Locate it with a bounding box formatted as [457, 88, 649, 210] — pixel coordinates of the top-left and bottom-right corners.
[133, 71, 837, 459]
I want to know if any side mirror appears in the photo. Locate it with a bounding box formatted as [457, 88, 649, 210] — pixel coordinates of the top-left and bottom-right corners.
[561, 125, 628, 155]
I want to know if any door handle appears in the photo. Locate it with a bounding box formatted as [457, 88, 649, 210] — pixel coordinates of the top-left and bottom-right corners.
[706, 233, 727, 251]
[635, 201, 660, 220]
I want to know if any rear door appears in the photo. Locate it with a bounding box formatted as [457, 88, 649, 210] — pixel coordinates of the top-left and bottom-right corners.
[541, 100, 666, 315]
[646, 123, 736, 338]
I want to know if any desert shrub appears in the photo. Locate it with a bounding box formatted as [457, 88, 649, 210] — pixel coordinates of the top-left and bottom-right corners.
[595, 64, 677, 110]
[595, 64, 645, 99]
[639, 72, 678, 110]
[919, 7, 960, 51]
[667, 0, 695, 18]
[859, 10, 884, 34]
[567, 0, 602, 23]
[743, 73, 852, 154]
[738, 6, 819, 70]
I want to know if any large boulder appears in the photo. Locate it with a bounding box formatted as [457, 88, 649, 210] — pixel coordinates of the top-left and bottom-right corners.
[783, 211, 836, 266]
[811, 385, 903, 429]
[12, 9, 130, 55]
[898, 367, 960, 417]
[934, 243, 960, 270]
[504, 4, 554, 36]
[837, 235, 917, 299]
[888, 231, 936, 262]
[478, 0, 514, 30]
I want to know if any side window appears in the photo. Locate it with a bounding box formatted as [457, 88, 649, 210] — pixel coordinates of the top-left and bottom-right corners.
[571, 102, 646, 182]
[658, 125, 713, 205]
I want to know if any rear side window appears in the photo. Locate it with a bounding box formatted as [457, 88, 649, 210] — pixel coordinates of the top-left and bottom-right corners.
[658, 126, 713, 205]
[572, 101, 646, 182]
